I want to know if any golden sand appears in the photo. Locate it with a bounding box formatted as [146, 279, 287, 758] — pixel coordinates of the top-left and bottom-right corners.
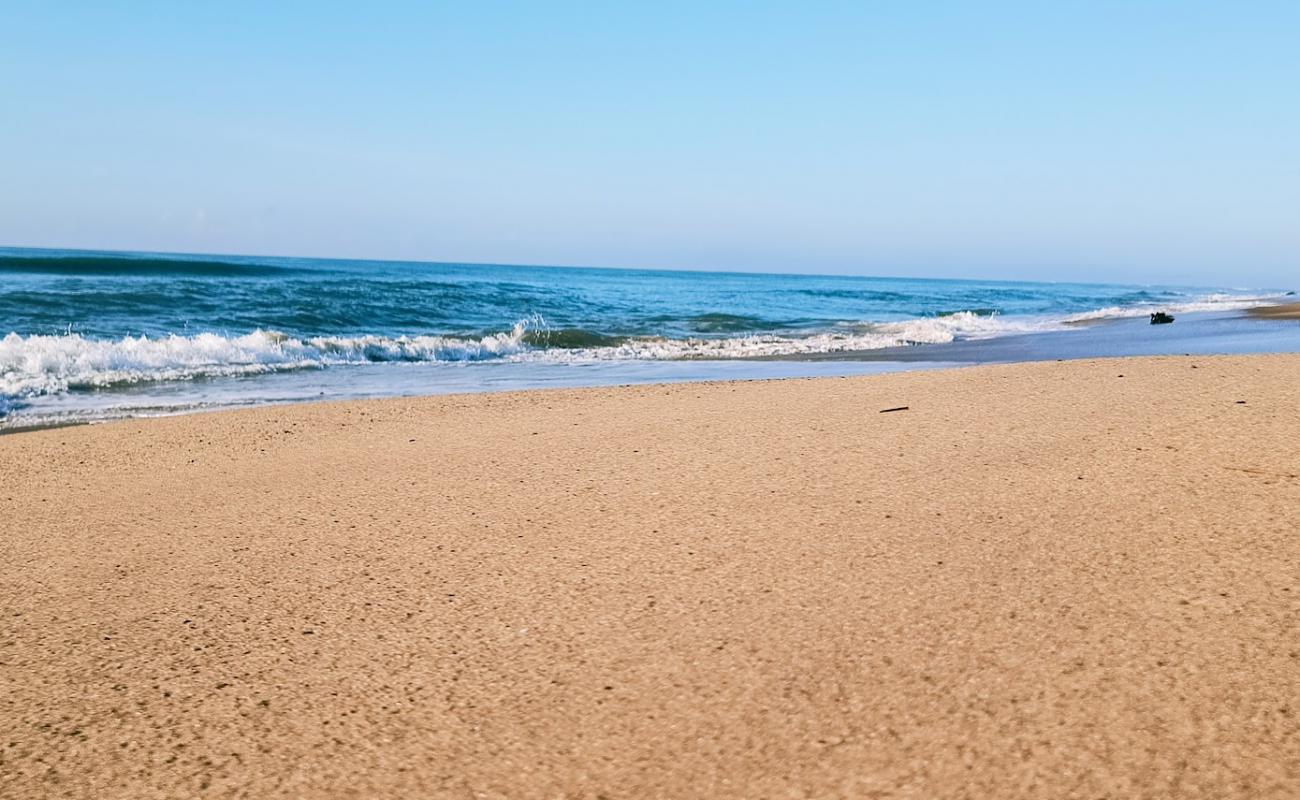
[3, 355, 1299, 798]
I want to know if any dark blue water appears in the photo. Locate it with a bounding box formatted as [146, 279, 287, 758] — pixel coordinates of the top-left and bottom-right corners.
[0, 247, 1290, 427]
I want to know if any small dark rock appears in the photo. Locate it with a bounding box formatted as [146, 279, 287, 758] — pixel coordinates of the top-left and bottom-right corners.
[1150, 312, 1175, 325]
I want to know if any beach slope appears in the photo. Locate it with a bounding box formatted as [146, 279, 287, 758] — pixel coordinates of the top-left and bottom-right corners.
[2, 355, 1299, 798]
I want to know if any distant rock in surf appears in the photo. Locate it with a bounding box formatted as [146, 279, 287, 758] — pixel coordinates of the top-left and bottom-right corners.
[1150, 312, 1175, 325]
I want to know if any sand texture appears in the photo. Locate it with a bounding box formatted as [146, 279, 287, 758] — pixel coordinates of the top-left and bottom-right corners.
[1249, 302, 1300, 320]
[3, 355, 1299, 799]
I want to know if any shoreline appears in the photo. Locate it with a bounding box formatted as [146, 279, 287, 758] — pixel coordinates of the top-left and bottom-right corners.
[5, 304, 1300, 433]
[7, 305, 1300, 434]
[4, 354, 1299, 797]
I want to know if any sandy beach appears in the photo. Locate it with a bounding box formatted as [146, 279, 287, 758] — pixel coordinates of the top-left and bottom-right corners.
[3, 354, 1298, 799]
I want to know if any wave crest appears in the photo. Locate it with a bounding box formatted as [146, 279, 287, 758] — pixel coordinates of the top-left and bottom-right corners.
[0, 322, 533, 401]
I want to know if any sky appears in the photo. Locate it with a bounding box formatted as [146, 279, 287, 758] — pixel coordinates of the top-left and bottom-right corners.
[1, 1, 1297, 286]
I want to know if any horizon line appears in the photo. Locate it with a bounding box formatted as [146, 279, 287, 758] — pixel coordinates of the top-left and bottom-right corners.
[0, 243, 1247, 292]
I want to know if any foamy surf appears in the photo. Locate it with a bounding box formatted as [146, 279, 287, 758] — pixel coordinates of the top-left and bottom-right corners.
[1061, 293, 1286, 323]
[1, 293, 1286, 412]
[0, 323, 535, 402]
[0, 318, 945, 403]
[549, 310, 1060, 361]
[0, 310, 1079, 404]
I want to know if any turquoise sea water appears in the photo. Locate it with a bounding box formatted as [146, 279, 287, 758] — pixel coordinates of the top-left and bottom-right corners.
[0, 247, 1291, 427]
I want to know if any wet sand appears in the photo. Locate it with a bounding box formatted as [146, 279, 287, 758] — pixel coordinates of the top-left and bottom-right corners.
[2, 355, 1299, 798]
[1249, 301, 1300, 320]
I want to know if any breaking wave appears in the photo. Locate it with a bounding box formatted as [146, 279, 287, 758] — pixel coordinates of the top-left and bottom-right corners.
[0, 310, 1062, 405]
[0, 322, 535, 402]
[0, 292, 1289, 412]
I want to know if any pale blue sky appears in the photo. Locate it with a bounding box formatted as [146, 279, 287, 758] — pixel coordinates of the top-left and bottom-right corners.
[2, 1, 1297, 285]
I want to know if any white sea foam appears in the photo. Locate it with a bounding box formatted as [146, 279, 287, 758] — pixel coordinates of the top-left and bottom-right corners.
[0, 293, 1288, 407]
[0, 315, 1009, 402]
[0, 322, 533, 401]
[553, 310, 1061, 361]
[1062, 293, 1284, 323]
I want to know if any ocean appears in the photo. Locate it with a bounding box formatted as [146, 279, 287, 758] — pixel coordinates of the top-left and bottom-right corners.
[1, 247, 1292, 428]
